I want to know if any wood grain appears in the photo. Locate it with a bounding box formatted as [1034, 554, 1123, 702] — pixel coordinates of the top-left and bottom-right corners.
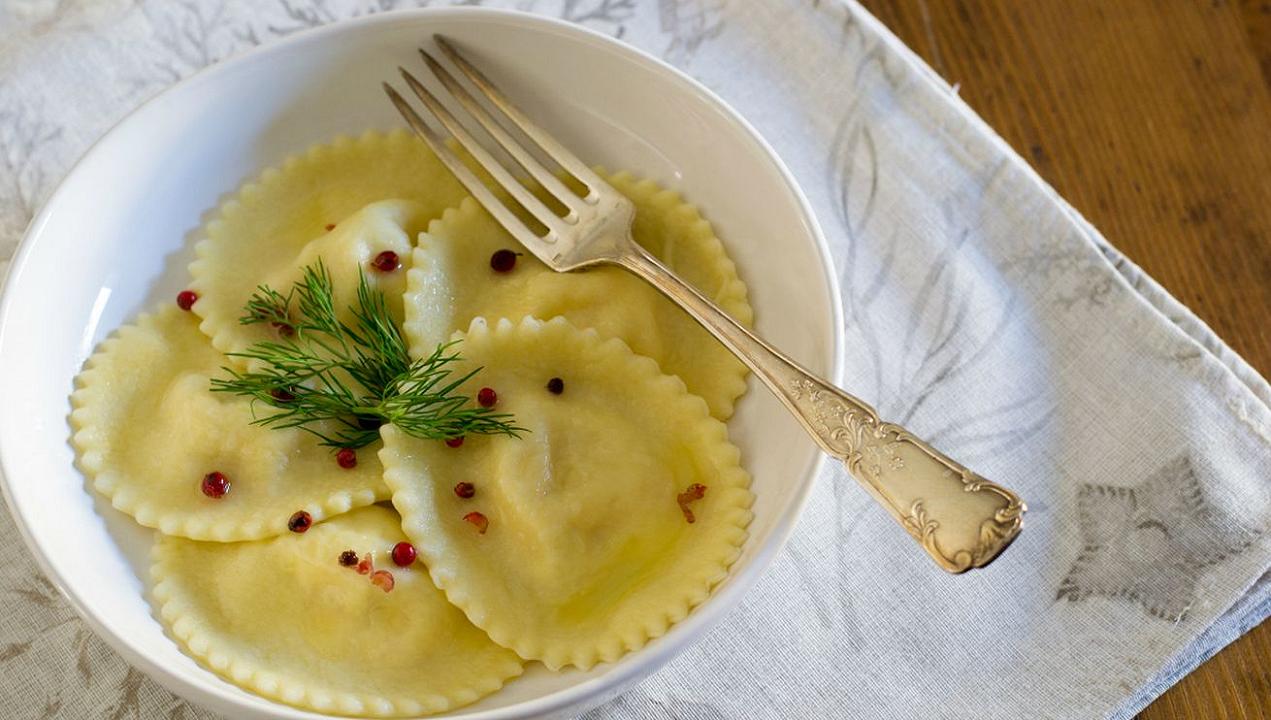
[853, 0, 1271, 717]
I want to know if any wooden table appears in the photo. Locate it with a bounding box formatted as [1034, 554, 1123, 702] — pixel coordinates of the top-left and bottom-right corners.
[855, 0, 1271, 717]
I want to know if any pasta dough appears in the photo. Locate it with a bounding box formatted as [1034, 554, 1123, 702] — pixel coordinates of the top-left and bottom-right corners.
[262, 199, 426, 335]
[406, 171, 753, 420]
[380, 317, 753, 671]
[151, 505, 523, 716]
[190, 129, 469, 359]
[71, 304, 387, 541]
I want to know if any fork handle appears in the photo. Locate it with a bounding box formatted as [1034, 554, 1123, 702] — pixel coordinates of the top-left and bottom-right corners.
[618, 246, 1024, 573]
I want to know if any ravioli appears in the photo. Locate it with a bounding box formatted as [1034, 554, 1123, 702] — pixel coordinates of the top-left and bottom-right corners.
[260, 199, 426, 335]
[406, 171, 754, 420]
[71, 304, 387, 541]
[190, 129, 469, 358]
[380, 317, 754, 671]
[151, 505, 523, 716]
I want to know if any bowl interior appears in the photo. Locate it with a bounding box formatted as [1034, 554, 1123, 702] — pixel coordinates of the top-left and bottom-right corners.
[0, 9, 837, 719]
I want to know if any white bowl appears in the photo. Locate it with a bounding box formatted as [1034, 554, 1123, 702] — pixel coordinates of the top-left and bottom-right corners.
[0, 8, 841, 719]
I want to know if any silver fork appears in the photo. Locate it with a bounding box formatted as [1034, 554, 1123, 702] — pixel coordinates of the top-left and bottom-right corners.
[384, 37, 1024, 573]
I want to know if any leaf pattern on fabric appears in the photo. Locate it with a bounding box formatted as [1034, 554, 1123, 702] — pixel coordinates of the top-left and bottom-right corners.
[127, 1, 244, 90]
[658, 0, 725, 64]
[559, 0, 635, 27]
[828, 109, 1054, 461]
[0, 105, 62, 248]
[1002, 235, 1121, 310]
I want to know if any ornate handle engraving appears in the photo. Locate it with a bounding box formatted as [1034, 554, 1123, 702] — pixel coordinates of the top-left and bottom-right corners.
[786, 378, 1024, 572]
[619, 245, 1025, 573]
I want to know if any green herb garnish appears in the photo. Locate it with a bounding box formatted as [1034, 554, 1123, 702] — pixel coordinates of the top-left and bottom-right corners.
[210, 261, 523, 449]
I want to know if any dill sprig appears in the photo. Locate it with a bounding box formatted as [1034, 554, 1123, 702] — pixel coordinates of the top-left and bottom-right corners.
[210, 261, 523, 449]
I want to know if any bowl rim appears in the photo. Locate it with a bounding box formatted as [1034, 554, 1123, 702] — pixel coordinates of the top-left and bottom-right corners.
[0, 6, 845, 718]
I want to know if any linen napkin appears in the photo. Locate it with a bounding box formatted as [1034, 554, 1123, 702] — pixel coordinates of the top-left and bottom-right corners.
[1, 1, 1267, 718]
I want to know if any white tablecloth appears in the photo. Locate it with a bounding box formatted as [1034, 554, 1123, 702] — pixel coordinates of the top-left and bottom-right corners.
[1, 1, 1267, 718]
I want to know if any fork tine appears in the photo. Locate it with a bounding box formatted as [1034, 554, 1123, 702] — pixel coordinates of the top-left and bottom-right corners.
[419, 48, 582, 222]
[382, 82, 545, 252]
[397, 67, 568, 239]
[433, 35, 608, 198]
